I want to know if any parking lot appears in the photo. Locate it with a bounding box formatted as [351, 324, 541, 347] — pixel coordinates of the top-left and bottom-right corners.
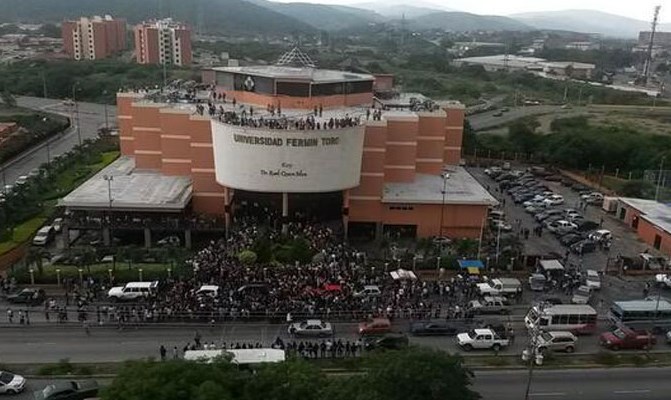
[469, 166, 661, 309]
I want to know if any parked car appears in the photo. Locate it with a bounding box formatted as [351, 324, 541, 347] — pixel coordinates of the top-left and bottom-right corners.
[0, 371, 26, 394]
[528, 274, 547, 291]
[468, 296, 510, 315]
[353, 285, 382, 298]
[559, 233, 584, 247]
[576, 220, 600, 232]
[571, 285, 592, 305]
[546, 220, 576, 234]
[32, 225, 54, 246]
[571, 239, 597, 254]
[358, 318, 391, 335]
[585, 270, 601, 290]
[588, 229, 612, 243]
[666, 329, 671, 345]
[33, 380, 99, 400]
[288, 319, 334, 337]
[6, 288, 45, 305]
[543, 194, 565, 206]
[364, 333, 409, 350]
[536, 331, 577, 353]
[536, 209, 564, 222]
[457, 328, 509, 351]
[491, 220, 513, 232]
[409, 321, 456, 336]
[600, 326, 656, 351]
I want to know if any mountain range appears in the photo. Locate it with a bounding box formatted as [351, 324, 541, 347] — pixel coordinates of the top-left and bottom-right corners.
[0, 0, 666, 38]
[512, 10, 671, 38]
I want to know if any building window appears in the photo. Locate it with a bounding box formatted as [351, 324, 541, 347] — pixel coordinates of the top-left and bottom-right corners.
[389, 205, 414, 211]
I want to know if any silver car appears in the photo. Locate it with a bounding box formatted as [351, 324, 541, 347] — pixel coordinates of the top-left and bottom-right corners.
[288, 319, 334, 337]
[536, 331, 577, 353]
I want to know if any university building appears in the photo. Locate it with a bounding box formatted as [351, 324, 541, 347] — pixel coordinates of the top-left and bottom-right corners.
[61, 50, 496, 246]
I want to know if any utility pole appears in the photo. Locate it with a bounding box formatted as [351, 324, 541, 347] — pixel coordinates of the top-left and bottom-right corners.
[655, 156, 665, 201]
[643, 6, 662, 86]
[42, 72, 47, 98]
[439, 173, 450, 237]
[72, 83, 82, 146]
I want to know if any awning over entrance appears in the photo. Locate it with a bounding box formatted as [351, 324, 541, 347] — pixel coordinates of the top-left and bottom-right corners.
[458, 259, 484, 275]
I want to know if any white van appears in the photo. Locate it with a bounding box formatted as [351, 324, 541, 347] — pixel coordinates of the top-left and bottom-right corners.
[108, 281, 159, 301]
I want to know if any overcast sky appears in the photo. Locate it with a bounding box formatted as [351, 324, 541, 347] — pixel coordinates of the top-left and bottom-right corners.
[270, 0, 671, 22]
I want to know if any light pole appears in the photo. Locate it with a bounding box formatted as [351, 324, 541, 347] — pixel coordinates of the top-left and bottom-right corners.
[523, 303, 545, 400]
[104, 175, 114, 247]
[102, 90, 109, 130]
[655, 156, 665, 202]
[72, 83, 82, 146]
[439, 172, 450, 237]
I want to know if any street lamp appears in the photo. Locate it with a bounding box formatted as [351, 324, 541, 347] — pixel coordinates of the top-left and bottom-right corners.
[72, 83, 82, 146]
[102, 90, 109, 130]
[104, 175, 114, 247]
[439, 172, 451, 237]
[523, 303, 546, 400]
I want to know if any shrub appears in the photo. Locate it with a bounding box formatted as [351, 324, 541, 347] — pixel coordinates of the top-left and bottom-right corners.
[238, 250, 258, 265]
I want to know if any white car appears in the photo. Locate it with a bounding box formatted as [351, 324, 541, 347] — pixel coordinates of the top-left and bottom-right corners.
[666, 330, 671, 344]
[196, 285, 220, 298]
[14, 176, 29, 186]
[585, 270, 601, 290]
[655, 274, 671, 289]
[353, 285, 381, 298]
[523, 199, 546, 208]
[588, 229, 612, 243]
[32, 225, 54, 246]
[491, 220, 513, 232]
[0, 371, 26, 394]
[108, 281, 159, 301]
[288, 319, 334, 337]
[543, 194, 564, 206]
[571, 285, 592, 304]
[457, 328, 509, 351]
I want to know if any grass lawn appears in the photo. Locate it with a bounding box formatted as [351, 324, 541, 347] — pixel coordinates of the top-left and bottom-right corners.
[0, 217, 47, 253]
[0, 151, 120, 257]
[601, 175, 626, 193]
[15, 262, 180, 284]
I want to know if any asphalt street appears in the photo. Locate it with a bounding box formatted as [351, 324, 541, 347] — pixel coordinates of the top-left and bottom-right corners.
[474, 367, 671, 400]
[467, 105, 572, 132]
[2, 96, 115, 185]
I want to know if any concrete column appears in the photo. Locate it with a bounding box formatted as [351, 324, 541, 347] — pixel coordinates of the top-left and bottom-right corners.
[102, 227, 111, 247]
[224, 187, 231, 239]
[62, 225, 70, 249]
[184, 229, 192, 249]
[281, 192, 289, 235]
[375, 222, 384, 243]
[144, 228, 151, 249]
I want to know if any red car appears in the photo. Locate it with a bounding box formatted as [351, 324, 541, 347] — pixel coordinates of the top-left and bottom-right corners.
[358, 317, 391, 335]
[599, 326, 656, 351]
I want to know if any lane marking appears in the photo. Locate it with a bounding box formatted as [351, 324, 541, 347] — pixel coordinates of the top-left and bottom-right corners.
[530, 393, 567, 397]
[613, 390, 651, 394]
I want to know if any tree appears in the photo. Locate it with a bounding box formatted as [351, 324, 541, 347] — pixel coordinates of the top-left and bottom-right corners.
[238, 250, 258, 265]
[619, 180, 655, 198]
[326, 348, 479, 400]
[0, 91, 16, 108]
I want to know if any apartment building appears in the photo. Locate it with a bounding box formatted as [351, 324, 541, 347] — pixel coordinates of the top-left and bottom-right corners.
[62, 15, 126, 60]
[134, 18, 192, 66]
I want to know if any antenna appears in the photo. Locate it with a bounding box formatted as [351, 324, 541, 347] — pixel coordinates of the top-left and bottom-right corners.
[643, 5, 661, 86]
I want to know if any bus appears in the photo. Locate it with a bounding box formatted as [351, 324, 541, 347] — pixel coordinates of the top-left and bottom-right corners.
[525, 304, 598, 334]
[608, 298, 671, 333]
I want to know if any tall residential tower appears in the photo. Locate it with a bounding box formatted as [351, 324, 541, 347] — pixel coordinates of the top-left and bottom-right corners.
[133, 18, 192, 66]
[62, 15, 126, 60]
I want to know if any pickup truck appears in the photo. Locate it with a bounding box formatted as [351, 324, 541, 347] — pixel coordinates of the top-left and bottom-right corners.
[476, 278, 522, 297]
[457, 328, 510, 351]
[599, 327, 656, 351]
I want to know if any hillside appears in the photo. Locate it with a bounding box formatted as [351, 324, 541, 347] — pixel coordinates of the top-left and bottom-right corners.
[246, 0, 378, 31]
[0, 0, 315, 36]
[409, 12, 531, 32]
[353, 0, 453, 19]
[511, 9, 671, 38]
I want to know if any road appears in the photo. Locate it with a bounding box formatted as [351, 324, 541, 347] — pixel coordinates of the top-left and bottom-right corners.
[468, 105, 572, 131]
[474, 368, 671, 400]
[1, 96, 115, 185]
